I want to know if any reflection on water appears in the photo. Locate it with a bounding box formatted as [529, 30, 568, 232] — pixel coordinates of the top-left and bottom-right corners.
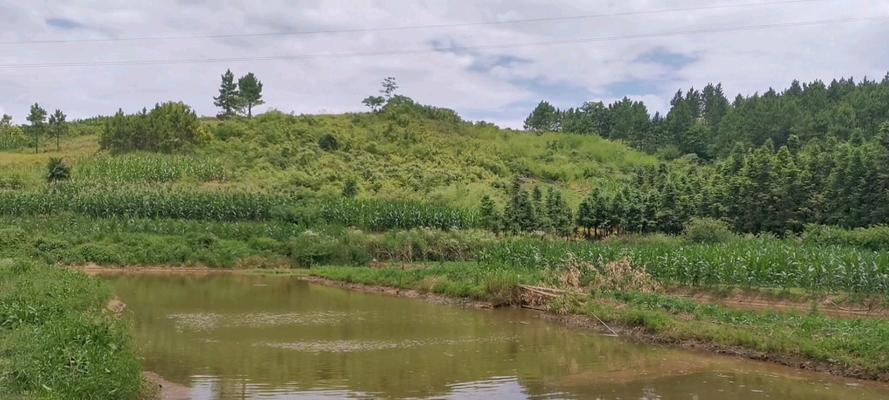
[102, 274, 889, 400]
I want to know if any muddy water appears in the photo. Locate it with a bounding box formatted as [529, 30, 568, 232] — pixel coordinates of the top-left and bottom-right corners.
[103, 274, 889, 400]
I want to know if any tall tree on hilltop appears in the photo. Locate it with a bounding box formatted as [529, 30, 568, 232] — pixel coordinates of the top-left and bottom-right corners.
[26, 103, 47, 154]
[213, 69, 242, 119]
[524, 101, 560, 132]
[238, 72, 264, 118]
[380, 77, 399, 100]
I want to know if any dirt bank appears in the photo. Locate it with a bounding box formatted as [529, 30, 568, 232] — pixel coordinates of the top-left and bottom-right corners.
[300, 276, 494, 309]
[141, 372, 191, 400]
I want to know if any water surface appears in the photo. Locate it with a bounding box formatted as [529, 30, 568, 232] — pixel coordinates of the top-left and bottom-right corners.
[103, 273, 889, 399]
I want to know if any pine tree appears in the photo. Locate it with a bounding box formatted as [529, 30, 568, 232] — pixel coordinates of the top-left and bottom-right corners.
[238, 72, 264, 118]
[26, 103, 47, 154]
[531, 186, 547, 230]
[47, 109, 67, 151]
[576, 198, 592, 238]
[213, 69, 242, 119]
[479, 195, 501, 234]
[546, 188, 573, 237]
[504, 178, 537, 232]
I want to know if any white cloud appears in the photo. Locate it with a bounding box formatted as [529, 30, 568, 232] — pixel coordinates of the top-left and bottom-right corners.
[0, 0, 887, 129]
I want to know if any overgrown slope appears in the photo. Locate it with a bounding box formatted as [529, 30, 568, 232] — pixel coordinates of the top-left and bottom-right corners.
[0, 110, 655, 209]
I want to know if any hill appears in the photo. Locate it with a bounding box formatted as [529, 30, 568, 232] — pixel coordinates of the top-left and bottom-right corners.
[0, 106, 655, 209]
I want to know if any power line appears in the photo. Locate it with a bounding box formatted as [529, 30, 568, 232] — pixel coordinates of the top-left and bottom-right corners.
[0, 0, 828, 45]
[0, 14, 883, 69]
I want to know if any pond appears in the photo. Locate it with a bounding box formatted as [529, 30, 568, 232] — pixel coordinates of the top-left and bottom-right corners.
[102, 273, 889, 399]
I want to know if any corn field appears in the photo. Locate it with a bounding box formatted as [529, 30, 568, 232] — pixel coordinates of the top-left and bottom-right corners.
[74, 153, 228, 183]
[0, 188, 478, 230]
[479, 238, 889, 295]
[319, 199, 478, 231]
[0, 186, 289, 221]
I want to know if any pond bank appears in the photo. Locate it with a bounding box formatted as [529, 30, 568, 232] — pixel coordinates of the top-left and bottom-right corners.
[305, 265, 889, 383]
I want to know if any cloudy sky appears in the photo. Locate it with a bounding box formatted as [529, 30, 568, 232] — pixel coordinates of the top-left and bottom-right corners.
[0, 0, 887, 128]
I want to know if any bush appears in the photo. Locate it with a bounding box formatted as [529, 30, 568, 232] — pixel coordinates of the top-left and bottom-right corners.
[46, 158, 71, 183]
[682, 217, 734, 243]
[803, 224, 889, 251]
[318, 133, 339, 151]
[100, 102, 207, 153]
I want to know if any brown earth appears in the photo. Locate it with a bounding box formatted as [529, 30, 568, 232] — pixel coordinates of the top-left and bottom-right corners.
[141, 372, 190, 400]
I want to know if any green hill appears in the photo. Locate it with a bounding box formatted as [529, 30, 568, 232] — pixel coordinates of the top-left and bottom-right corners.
[0, 108, 655, 209]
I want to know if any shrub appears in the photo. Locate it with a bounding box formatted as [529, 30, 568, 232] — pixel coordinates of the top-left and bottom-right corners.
[803, 224, 889, 251]
[46, 157, 71, 183]
[342, 179, 358, 198]
[318, 133, 339, 151]
[287, 231, 338, 267]
[682, 217, 734, 243]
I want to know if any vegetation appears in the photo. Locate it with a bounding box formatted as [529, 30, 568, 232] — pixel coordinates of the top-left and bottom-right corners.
[528, 75, 889, 159]
[0, 259, 141, 399]
[100, 102, 206, 153]
[4, 71, 889, 383]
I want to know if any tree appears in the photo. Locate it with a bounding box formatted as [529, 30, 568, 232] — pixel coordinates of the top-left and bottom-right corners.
[546, 188, 573, 237]
[479, 195, 502, 234]
[238, 72, 264, 118]
[362, 96, 385, 112]
[47, 109, 67, 151]
[380, 77, 398, 99]
[531, 186, 546, 230]
[524, 101, 560, 132]
[503, 177, 537, 232]
[46, 157, 70, 183]
[213, 69, 242, 119]
[100, 102, 205, 153]
[0, 114, 11, 128]
[26, 103, 47, 154]
[342, 179, 358, 198]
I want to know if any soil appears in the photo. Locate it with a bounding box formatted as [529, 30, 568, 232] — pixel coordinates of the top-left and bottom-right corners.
[141, 372, 191, 400]
[300, 276, 494, 309]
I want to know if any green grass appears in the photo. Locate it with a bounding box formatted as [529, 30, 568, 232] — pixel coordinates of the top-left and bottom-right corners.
[582, 291, 889, 375]
[310, 262, 539, 305]
[0, 259, 141, 399]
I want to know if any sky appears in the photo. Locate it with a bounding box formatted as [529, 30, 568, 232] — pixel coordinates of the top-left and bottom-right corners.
[0, 0, 888, 128]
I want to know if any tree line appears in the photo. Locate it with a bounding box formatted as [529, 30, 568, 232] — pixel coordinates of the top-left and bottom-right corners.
[525, 74, 889, 160]
[485, 122, 889, 238]
[8, 103, 69, 153]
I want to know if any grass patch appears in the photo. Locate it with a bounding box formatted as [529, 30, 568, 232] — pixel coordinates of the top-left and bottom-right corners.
[0, 259, 141, 399]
